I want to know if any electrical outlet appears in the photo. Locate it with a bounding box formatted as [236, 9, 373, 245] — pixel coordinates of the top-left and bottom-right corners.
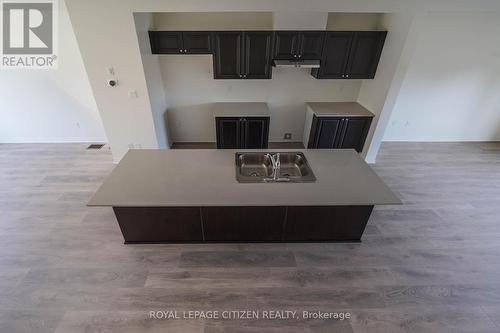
[284, 133, 292, 140]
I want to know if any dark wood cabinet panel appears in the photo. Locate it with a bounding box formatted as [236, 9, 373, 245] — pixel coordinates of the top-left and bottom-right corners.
[273, 31, 324, 60]
[149, 31, 183, 54]
[216, 117, 269, 149]
[113, 207, 202, 243]
[183, 32, 212, 54]
[216, 117, 240, 149]
[311, 31, 386, 79]
[308, 116, 372, 152]
[311, 32, 352, 79]
[284, 206, 373, 241]
[213, 32, 242, 79]
[150, 30, 386, 81]
[298, 32, 324, 60]
[273, 32, 299, 59]
[346, 32, 387, 79]
[308, 117, 343, 149]
[111, 205, 375, 243]
[339, 117, 372, 152]
[201, 206, 286, 241]
[244, 117, 269, 149]
[243, 32, 272, 79]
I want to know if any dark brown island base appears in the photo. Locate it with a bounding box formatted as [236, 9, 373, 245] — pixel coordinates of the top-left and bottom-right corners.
[88, 149, 400, 243]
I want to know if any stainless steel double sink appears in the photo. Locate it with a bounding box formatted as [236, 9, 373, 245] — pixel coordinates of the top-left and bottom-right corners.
[235, 152, 316, 183]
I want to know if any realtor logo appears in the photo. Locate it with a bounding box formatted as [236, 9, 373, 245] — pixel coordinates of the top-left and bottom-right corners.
[1, 0, 58, 68]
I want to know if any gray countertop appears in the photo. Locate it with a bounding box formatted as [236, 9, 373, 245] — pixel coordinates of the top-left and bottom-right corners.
[306, 102, 374, 117]
[88, 149, 401, 207]
[212, 102, 270, 117]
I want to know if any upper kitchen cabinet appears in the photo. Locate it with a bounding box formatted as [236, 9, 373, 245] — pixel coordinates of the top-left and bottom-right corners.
[273, 31, 324, 60]
[311, 31, 386, 79]
[311, 32, 352, 79]
[213, 32, 242, 79]
[345, 31, 386, 79]
[243, 32, 273, 79]
[213, 31, 272, 79]
[298, 32, 325, 60]
[149, 31, 212, 54]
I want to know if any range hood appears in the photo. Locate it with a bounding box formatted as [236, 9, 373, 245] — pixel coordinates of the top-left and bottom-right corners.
[273, 59, 320, 69]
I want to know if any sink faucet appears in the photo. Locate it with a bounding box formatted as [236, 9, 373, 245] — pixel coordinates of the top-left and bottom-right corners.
[269, 153, 280, 180]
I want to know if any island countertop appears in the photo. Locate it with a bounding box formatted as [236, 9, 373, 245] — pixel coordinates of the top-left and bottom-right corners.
[88, 149, 400, 207]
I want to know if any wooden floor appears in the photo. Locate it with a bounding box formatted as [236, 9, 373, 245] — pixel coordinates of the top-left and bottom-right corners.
[1, 142, 500, 332]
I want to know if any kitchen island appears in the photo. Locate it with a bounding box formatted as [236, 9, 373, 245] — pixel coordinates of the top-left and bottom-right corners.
[88, 149, 400, 243]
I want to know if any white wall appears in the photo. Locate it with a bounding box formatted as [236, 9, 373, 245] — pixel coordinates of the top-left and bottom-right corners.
[0, 0, 106, 143]
[64, 0, 500, 162]
[157, 11, 360, 143]
[133, 13, 170, 148]
[357, 12, 419, 162]
[65, 0, 160, 162]
[162, 57, 361, 142]
[384, 11, 500, 142]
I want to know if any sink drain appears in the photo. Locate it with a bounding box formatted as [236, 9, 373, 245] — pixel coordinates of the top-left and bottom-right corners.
[250, 172, 260, 177]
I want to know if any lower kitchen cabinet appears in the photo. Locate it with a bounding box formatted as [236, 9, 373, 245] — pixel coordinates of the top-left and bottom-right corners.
[113, 207, 203, 242]
[201, 206, 285, 241]
[216, 116, 269, 149]
[307, 116, 372, 152]
[112, 205, 374, 243]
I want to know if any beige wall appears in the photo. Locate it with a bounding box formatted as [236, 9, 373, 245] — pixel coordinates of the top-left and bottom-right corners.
[326, 13, 382, 30]
[152, 12, 273, 30]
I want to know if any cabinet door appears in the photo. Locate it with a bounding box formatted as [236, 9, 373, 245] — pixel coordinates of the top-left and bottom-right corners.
[242, 117, 269, 149]
[201, 206, 285, 241]
[273, 32, 299, 60]
[182, 32, 212, 54]
[213, 32, 243, 79]
[345, 32, 386, 79]
[149, 31, 183, 54]
[338, 117, 372, 152]
[311, 32, 353, 79]
[298, 31, 324, 60]
[216, 117, 241, 149]
[310, 116, 344, 149]
[243, 32, 272, 79]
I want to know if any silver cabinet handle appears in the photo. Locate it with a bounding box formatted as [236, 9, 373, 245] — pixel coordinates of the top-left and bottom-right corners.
[298, 54, 302, 58]
[184, 49, 187, 52]
[346, 74, 349, 78]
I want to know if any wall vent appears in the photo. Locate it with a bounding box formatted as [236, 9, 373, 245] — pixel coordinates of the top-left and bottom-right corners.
[87, 144, 105, 150]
